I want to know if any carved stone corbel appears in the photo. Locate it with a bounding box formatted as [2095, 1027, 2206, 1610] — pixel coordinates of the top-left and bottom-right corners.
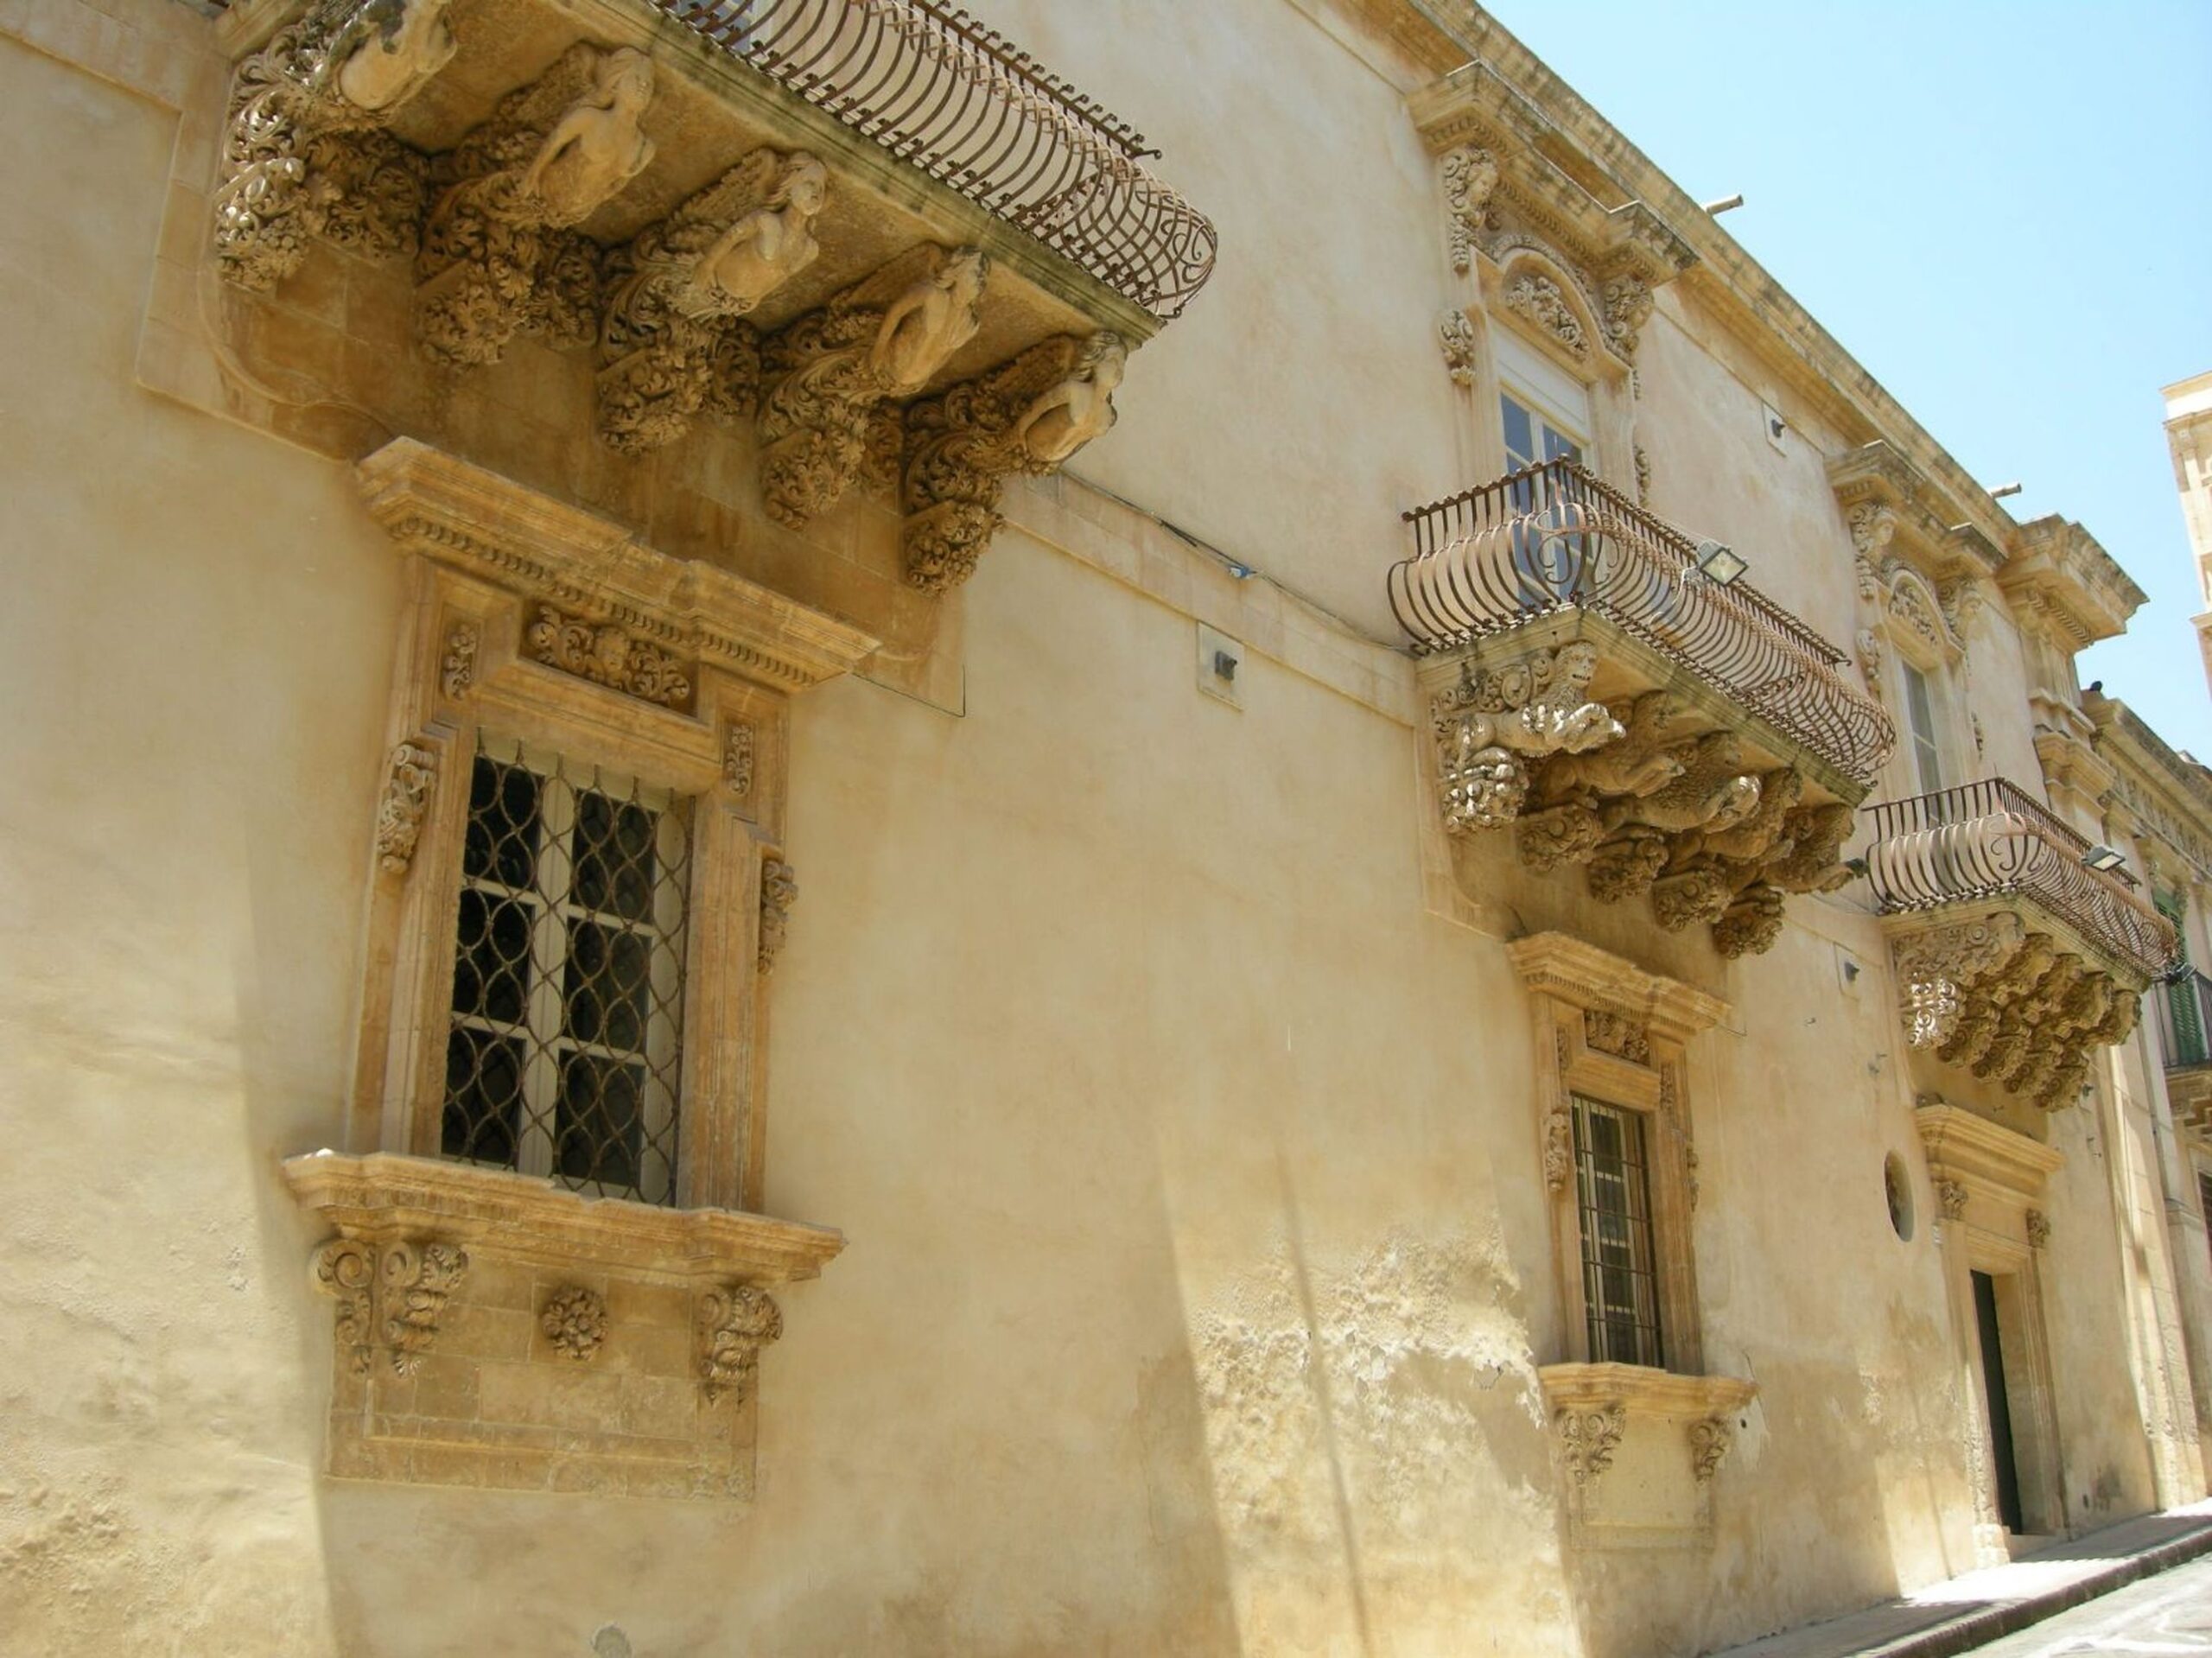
[756, 245, 991, 528]
[374, 740, 437, 873]
[595, 149, 828, 454]
[1558, 1402, 1626, 1485]
[311, 1238, 378, 1377]
[1598, 270, 1654, 359]
[1890, 916, 2025, 1051]
[1442, 146, 1498, 274]
[758, 859, 797, 974]
[698, 1283, 784, 1402]
[380, 1239, 467, 1375]
[899, 330, 1128, 593]
[213, 0, 453, 290]
[1437, 308, 1478, 386]
[415, 44, 658, 367]
[1936, 1178, 1969, 1221]
[1688, 1416, 1732, 1483]
[1433, 644, 1622, 835]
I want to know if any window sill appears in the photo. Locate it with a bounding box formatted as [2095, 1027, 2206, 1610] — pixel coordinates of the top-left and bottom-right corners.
[282, 1151, 844, 1499]
[1538, 1362, 1758, 1548]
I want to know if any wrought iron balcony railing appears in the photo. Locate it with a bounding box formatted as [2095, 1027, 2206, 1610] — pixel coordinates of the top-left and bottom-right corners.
[1387, 460, 1896, 786]
[1863, 777, 2178, 982]
[652, 0, 1217, 319]
[2154, 967, 2212, 1070]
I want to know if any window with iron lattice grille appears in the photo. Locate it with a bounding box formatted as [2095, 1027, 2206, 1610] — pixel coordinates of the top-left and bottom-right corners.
[443, 735, 693, 1204]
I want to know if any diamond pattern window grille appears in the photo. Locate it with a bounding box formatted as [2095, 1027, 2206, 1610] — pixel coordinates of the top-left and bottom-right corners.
[442, 734, 692, 1204]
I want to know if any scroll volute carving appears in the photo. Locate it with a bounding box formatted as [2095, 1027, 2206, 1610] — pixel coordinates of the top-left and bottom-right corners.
[214, 0, 455, 290]
[596, 149, 830, 454]
[756, 245, 992, 529]
[899, 330, 1128, 593]
[416, 44, 658, 367]
[1433, 645, 1855, 956]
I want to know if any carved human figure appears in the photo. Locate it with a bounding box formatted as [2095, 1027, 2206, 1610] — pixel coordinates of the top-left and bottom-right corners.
[683, 155, 829, 316]
[1007, 332, 1127, 466]
[331, 0, 457, 112]
[518, 47, 658, 226]
[868, 248, 990, 393]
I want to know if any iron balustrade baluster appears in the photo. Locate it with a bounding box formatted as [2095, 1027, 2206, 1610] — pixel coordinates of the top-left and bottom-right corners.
[1389, 458, 1895, 786]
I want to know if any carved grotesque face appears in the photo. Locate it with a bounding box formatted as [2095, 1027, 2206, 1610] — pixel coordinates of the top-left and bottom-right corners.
[602, 50, 655, 111]
[785, 161, 829, 215]
[1088, 337, 1128, 391]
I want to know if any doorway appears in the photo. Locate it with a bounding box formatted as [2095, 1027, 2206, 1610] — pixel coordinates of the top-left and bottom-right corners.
[1972, 1269, 2026, 1534]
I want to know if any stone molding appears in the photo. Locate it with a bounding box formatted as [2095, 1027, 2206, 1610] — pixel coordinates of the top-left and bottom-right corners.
[2001, 517, 2145, 651]
[1915, 1102, 2064, 1210]
[355, 439, 880, 691]
[1887, 909, 2144, 1110]
[1509, 932, 1729, 1044]
[1538, 1363, 1757, 1546]
[1429, 634, 1859, 958]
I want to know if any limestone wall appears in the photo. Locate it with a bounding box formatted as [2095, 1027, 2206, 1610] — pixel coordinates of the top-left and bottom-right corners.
[0, 0, 2202, 1655]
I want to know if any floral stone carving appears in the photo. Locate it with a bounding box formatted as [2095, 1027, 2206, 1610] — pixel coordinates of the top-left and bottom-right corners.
[1442, 146, 1498, 274]
[2026, 1209, 2051, 1250]
[1503, 273, 1588, 359]
[1437, 308, 1478, 385]
[756, 245, 991, 528]
[698, 1284, 784, 1402]
[541, 1286, 609, 1362]
[313, 1238, 378, 1376]
[759, 859, 798, 973]
[311, 1236, 467, 1377]
[1583, 1009, 1650, 1064]
[525, 605, 693, 709]
[1558, 1403, 1626, 1485]
[899, 331, 1128, 593]
[723, 722, 756, 797]
[1936, 1178, 1969, 1220]
[1688, 1417, 1732, 1483]
[595, 149, 828, 454]
[440, 621, 479, 700]
[213, 0, 453, 290]
[375, 740, 436, 873]
[415, 44, 658, 367]
[1890, 914, 2142, 1109]
[1433, 643, 1622, 835]
[1600, 273, 1655, 359]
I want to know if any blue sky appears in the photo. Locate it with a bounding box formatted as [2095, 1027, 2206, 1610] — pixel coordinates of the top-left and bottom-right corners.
[1497, 1, 2212, 756]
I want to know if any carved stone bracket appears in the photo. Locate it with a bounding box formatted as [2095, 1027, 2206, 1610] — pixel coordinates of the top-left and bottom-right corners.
[595, 148, 828, 454]
[214, 0, 454, 291]
[311, 1235, 467, 1377]
[756, 245, 991, 529]
[374, 740, 436, 873]
[2026, 1209, 2051, 1250]
[1442, 146, 1499, 274]
[415, 44, 658, 367]
[899, 330, 1127, 593]
[1936, 1177, 1969, 1220]
[1435, 642, 1856, 956]
[1688, 1416, 1732, 1483]
[1889, 914, 2142, 1109]
[698, 1283, 784, 1403]
[1558, 1402, 1626, 1486]
[759, 859, 797, 974]
[1437, 308, 1478, 386]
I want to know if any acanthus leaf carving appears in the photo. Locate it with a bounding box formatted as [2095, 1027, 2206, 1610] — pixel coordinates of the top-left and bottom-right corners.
[213, 0, 454, 291]
[375, 740, 437, 873]
[1558, 1402, 1626, 1485]
[1442, 147, 1499, 274]
[724, 722, 757, 797]
[415, 45, 658, 367]
[312, 1238, 378, 1377]
[595, 149, 828, 454]
[1582, 1008, 1650, 1065]
[757, 245, 991, 529]
[1599, 272, 1653, 359]
[899, 330, 1126, 594]
[698, 1282, 784, 1402]
[759, 858, 797, 974]
[525, 604, 693, 709]
[1437, 308, 1478, 386]
[441, 620, 479, 700]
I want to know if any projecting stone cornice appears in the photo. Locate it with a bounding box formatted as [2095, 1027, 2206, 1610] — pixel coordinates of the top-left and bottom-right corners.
[1914, 1102, 2063, 1207]
[2001, 516, 2145, 651]
[1508, 933, 1730, 1044]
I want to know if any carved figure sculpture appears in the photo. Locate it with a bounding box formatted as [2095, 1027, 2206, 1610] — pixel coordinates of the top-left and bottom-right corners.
[1433, 645, 1624, 835]
[213, 0, 452, 289]
[596, 148, 826, 453]
[899, 330, 1127, 592]
[755, 245, 991, 528]
[1442, 147, 1498, 273]
[416, 45, 658, 366]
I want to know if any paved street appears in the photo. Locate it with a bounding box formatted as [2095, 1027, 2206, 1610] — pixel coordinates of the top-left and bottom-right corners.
[1957, 1553, 2212, 1654]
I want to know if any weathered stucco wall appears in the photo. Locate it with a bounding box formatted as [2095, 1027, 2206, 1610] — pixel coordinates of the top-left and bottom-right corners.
[1, 0, 2204, 1654]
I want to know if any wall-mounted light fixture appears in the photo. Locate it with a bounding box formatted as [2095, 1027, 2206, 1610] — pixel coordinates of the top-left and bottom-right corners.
[1694, 540, 1749, 586]
[2082, 844, 2129, 873]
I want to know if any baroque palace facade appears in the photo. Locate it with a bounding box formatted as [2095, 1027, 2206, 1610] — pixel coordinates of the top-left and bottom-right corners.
[5, 0, 2212, 1653]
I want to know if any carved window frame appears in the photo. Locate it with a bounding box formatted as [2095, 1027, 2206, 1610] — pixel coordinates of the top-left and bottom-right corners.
[1510, 934, 1728, 1376]
[1471, 249, 1630, 489]
[346, 440, 876, 1213]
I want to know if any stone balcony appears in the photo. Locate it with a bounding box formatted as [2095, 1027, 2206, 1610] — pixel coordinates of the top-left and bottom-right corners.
[1389, 459, 1896, 957]
[189, 0, 1213, 629]
[1865, 777, 2178, 1109]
